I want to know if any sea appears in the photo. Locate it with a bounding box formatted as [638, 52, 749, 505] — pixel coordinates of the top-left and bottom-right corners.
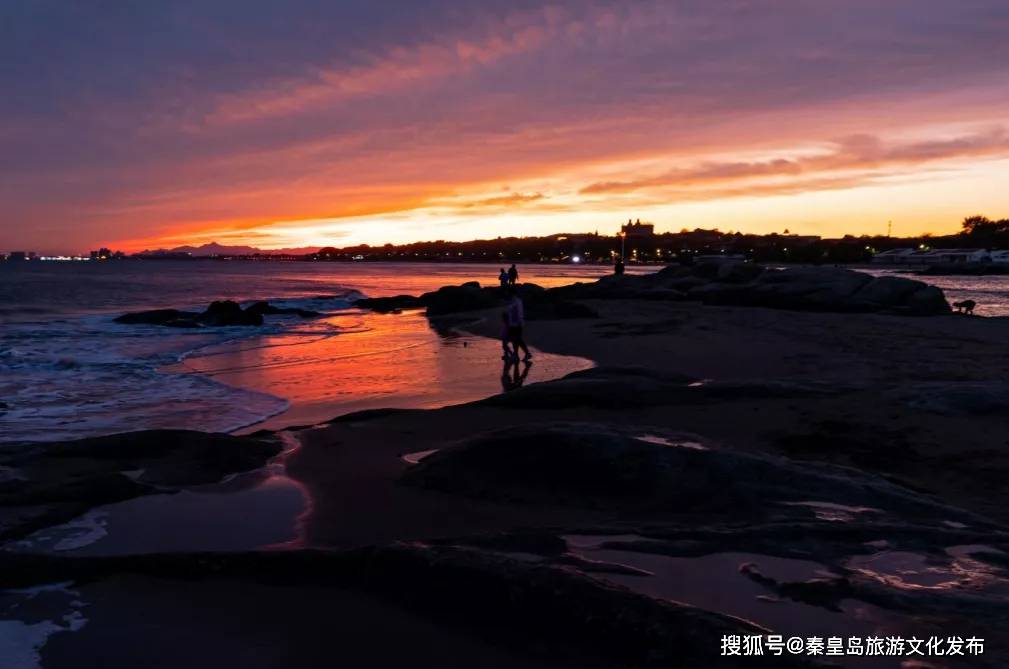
[2, 261, 1007, 445]
[0, 261, 636, 444]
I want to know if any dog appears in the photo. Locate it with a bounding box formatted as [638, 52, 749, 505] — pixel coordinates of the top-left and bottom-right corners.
[953, 299, 976, 315]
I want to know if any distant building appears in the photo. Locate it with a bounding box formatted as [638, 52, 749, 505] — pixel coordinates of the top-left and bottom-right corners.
[873, 247, 989, 265]
[621, 219, 655, 239]
[918, 248, 989, 264]
[8, 251, 27, 261]
[871, 248, 920, 265]
[990, 250, 1009, 264]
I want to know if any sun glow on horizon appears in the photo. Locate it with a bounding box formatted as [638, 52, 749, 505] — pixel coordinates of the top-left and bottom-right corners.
[5, 2, 1009, 255]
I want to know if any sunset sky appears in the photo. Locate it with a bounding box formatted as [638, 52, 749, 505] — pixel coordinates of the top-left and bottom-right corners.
[2, 1, 1008, 253]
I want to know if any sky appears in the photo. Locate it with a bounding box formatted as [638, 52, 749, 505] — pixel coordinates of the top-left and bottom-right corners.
[2, 0, 1008, 254]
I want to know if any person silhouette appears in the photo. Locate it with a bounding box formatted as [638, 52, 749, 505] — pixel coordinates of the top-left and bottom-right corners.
[505, 288, 532, 361]
[498, 268, 509, 288]
[507, 264, 518, 286]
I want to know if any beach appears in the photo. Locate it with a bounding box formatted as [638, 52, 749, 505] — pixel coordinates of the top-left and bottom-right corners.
[3, 263, 1009, 668]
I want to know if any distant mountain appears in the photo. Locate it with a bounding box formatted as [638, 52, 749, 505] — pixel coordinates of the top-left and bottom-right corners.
[139, 242, 321, 256]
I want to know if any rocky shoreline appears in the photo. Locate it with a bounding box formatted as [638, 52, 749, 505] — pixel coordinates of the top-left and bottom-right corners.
[6, 266, 1009, 668]
[354, 262, 951, 317]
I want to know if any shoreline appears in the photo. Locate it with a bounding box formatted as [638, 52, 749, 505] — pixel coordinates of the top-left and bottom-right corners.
[5, 264, 1009, 668]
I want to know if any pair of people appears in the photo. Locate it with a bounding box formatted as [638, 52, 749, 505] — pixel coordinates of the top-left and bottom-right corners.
[500, 289, 532, 363]
[498, 264, 519, 287]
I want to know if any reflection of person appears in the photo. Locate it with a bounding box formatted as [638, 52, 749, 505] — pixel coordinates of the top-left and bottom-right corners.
[505, 290, 532, 361]
[500, 311, 515, 361]
[501, 358, 532, 392]
[498, 268, 509, 288]
[507, 264, 518, 286]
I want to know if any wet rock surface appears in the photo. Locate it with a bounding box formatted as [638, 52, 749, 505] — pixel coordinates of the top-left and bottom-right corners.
[353, 264, 951, 319]
[0, 430, 281, 543]
[115, 300, 321, 327]
[355, 282, 598, 319]
[479, 366, 858, 410]
[400, 422, 983, 523]
[0, 544, 823, 669]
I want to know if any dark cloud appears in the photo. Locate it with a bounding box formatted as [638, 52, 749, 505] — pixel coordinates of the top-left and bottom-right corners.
[581, 128, 1009, 194]
[1, 0, 1008, 250]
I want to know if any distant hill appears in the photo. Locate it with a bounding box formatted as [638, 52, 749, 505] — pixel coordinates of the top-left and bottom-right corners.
[139, 242, 321, 256]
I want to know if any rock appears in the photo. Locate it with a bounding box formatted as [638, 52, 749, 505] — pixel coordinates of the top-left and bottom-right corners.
[526, 300, 599, 320]
[688, 266, 950, 315]
[27, 429, 283, 485]
[114, 309, 200, 326]
[716, 262, 765, 283]
[354, 295, 425, 312]
[198, 300, 263, 326]
[354, 265, 949, 319]
[421, 284, 503, 316]
[479, 366, 698, 409]
[903, 285, 951, 315]
[402, 422, 975, 520]
[0, 544, 815, 669]
[244, 301, 321, 318]
[0, 430, 283, 542]
[116, 301, 272, 327]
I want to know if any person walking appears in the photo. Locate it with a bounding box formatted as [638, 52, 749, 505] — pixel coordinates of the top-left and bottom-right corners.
[505, 289, 532, 361]
[507, 264, 518, 286]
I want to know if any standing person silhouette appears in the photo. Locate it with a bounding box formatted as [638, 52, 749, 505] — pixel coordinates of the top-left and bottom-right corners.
[505, 288, 532, 361]
[507, 264, 518, 286]
[498, 268, 509, 288]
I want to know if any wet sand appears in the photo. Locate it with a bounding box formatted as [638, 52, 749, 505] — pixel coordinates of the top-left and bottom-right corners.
[168, 308, 592, 433]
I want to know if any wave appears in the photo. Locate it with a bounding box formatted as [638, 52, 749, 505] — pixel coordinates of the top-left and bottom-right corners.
[0, 292, 365, 444]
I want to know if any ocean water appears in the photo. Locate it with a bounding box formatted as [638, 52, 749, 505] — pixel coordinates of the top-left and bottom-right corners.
[4, 261, 1006, 444]
[0, 261, 627, 443]
[865, 270, 1009, 317]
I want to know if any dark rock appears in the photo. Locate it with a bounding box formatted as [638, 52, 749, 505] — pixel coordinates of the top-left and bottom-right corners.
[354, 295, 424, 312]
[402, 422, 975, 521]
[27, 429, 283, 485]
[716, 262, 765, 283]
[245, 301, 321, 318]
[687, 266, 950, 315]
[0, 430, 282, 542]
[114, 309, 199, 325]
[198, 300, 263, 326]
[479, 366, 698, 409]
[421, 284, 503, 316]
[481, 366, 853, 411]
[526, 300, 599, 320]
[0, 544, 815, 668]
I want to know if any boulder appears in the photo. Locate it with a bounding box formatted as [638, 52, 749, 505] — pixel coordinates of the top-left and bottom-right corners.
[114, 309, 199, 326]
[354, 295, 424, 312]
[402, 421, 971, 520]
[688, 266, 950, 315]
[245, 301, 321, 318]
[421, 284, 503, 316]
[715, 262, 765, 283]
[198, 300, 263, 326]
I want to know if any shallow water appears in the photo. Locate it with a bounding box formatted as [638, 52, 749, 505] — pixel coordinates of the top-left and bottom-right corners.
[0, 261, 615, 442]
[563, 536, 934, 668]
[8, 433, 310, 556]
